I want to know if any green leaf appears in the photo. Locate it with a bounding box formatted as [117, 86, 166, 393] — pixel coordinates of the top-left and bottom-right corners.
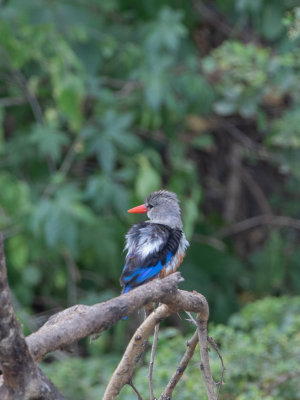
[56, 84, 83, 130]
[29, 123, 70, 162]
[145, 7, 187, 53]
[31, 184, 94, 254]
[269, 109, 300, 148]
[135, 155, 161, 199]
[7, 235, 29, 271]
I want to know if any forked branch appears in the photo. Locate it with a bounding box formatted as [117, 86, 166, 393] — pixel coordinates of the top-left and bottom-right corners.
[104, 290, 216, 400]
[0, 229, 218, 400]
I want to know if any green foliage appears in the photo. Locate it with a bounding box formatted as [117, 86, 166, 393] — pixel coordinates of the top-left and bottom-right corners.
[41, 296, 300, 399]
[203, 40, 271, 117]
[1, 0, 300, 352]
[284, 7, 300, 40]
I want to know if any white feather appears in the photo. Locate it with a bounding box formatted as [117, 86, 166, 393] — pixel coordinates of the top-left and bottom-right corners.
[164, 233, 189, 274]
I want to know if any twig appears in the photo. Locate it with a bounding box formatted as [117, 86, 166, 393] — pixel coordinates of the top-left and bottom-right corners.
[0, 45, 56, 173]
[207, 336, 225, 400]
[10, 69, 44, 125]
[159, 330, 199, 400]
[186, 312, 224, 399]
[218, 214, 300, 237]
[192, 233, 226, 251]
[104, 290, 209, 399]
[185, 312, 217, 400]
[218, 119, 271, 161]
[242, 168, 273, 215]
[128, 379, 144, 400]
[62, 248, 79, 306]
[149, 323, 160, 400]
[197, 315, 216, 400]
[42, 139, 81, 198]
[12, 72, 55, 172]
[223, 143, 243, 223]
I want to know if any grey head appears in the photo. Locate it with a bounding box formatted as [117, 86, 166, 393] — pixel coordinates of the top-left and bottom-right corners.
[145, 190, 183, 229]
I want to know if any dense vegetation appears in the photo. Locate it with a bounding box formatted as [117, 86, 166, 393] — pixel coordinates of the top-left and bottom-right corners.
[1, 0, 300, 397]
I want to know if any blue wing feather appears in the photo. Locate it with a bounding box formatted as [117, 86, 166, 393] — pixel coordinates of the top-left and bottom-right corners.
[121, 222, 182, 294]
[135, 261, 164, 283]
[122, 251, 173, 292]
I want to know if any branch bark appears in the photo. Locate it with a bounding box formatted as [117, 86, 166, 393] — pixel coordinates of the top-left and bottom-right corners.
[104, 290, 215, 400]
[27, 273, 184, 362]
[160, 330, 199, 400]
[197, 315, 215, 400]
[0, 233, 66, 400]
[0, 229, 217, 400]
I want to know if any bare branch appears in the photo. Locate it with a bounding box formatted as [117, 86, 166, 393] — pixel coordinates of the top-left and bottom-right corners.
[192, 233, 226, 251]
[242, 168, 273, 215]
[219, 214, 300, 237]
[223, 143, 243, 223]
[103, 304, 171, 399]
[10, 69, 44, 125]
[128, 379, 144, 400]
[104, 290, 210, 399]
[1, 226, 216, 400]
[197, 315, 216, 400]
[149, 323, 160, 400]
[26, 273, 184, 362]
[207, 336, 225, 400]
[185, 311, 217, 400]
[159, 330, 198, 400]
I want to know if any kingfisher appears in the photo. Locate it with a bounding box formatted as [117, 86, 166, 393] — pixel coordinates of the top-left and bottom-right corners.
[120, 190, 189, 294]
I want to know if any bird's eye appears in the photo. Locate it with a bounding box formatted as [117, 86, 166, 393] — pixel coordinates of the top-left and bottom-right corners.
[147, 204, 153, 209]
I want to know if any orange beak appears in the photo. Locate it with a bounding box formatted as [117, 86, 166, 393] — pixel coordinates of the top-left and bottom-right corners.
[128, 204, 148, 213]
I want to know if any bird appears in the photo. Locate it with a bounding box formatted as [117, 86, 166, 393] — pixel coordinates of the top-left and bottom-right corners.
[120, 190, 189, 295]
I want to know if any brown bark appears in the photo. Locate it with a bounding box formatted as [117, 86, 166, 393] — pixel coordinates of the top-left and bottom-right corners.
[0, 230, 217, 400]
[104, 291, 215, 400]
[0, 233, 66, 399]
[27, 272, 184, 362]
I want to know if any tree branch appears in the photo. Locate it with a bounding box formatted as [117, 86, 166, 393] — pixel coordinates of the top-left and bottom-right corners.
[0, 233, 66, 399]
[149, 323, 160, 400]
[159, 330, 199, 400]
[219, 214, 300, 237]
[103, 304, 171, 399]
[26, 273, 184, 362]
[0, 228, 216, 399]
[207, 336, 225, 400]
[104, 290, 211, 400]
[197, 315, 216, 400]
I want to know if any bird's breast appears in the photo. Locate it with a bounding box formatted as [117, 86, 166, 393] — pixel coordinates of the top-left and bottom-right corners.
[160, 250, 185, 278]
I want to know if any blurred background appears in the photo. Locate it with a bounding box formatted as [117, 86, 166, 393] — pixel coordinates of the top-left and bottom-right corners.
[1, 0, 300, 398]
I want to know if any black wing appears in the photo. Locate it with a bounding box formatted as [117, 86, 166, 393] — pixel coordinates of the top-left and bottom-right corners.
[120, 222, 182, 293]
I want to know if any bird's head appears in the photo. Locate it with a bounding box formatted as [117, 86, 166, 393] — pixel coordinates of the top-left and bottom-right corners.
[128, 190, 182, 229]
